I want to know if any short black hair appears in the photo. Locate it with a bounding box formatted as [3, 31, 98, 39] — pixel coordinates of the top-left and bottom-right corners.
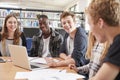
[37, 14, 48, 19]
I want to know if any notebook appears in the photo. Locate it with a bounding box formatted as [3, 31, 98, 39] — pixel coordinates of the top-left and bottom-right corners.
[8, 44, 49, 70]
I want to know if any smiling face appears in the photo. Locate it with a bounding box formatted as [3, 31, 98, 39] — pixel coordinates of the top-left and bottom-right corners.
[61, 16, 76, 33]
[6, 16, 18, 33]
[39, 17, 50, 35]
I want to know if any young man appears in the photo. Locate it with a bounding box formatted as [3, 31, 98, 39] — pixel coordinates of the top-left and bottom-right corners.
[29, 14, 63, 57]
[85, 0, 120, 80]
[48, 11, 89, 68]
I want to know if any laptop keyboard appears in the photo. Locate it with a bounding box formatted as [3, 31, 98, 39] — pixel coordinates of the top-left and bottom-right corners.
[30, 65, 40, 68]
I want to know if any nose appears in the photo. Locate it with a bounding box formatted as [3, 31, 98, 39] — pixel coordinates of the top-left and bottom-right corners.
[63, 22, 69, 28]
[64, 23, 70, 29]
[11, 22, 15, 26]
[65, 22, 69, 26]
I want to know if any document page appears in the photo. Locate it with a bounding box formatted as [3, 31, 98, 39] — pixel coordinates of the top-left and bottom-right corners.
[15, 69, 85, 80]
[28, 57, 47, 64]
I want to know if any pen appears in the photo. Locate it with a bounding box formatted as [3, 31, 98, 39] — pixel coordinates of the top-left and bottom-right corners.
[59, 68, 65, 72]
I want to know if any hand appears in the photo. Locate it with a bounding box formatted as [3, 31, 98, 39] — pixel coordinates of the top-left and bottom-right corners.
[65, 55, 71, 60]
[45, 57, 53, 63]
[46, 58, 58, 67]
[68, 64, 79, 72]
[47, 62, 58, 67]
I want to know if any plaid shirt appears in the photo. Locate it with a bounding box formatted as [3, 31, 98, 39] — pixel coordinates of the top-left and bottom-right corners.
[29, 28, 63, 57]
[77, 42, 104, 78]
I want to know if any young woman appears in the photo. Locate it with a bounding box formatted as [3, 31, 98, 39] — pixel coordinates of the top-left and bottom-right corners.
[69, 32, 109, 79]
[0, 14, 26, 56]
[85, 0, 120, 80]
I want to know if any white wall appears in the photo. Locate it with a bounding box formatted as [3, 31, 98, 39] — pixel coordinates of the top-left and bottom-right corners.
[64, 0, 91, 31]
[64, 0, 88, 12]
[77, 0, 88, 12]
[85, 0, 92, 31]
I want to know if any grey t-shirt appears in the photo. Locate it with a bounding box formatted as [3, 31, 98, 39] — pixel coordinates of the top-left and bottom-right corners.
[0, 38, 22, 56]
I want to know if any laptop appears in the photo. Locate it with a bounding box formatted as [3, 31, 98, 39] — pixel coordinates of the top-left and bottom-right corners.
[8, 44, 49, 70]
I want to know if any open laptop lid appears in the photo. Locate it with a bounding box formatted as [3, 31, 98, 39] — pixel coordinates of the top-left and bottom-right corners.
[8, 44, 32, 70]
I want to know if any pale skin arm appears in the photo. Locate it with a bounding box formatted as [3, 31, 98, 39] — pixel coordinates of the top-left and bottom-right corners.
[69, 64, 79, 72]
[89, 62, 119, 80]
[47, 58, 75, 67]
[59, 53, 71, 60]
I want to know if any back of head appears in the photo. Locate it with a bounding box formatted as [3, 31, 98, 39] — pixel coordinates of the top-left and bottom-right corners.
[86, 0, 120, 26]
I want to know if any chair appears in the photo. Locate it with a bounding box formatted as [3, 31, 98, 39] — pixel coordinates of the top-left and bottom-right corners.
[26, 38, 32, 55]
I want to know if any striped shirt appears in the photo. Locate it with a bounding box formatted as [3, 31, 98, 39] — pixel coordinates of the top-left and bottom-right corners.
[77, 42, 104, 78]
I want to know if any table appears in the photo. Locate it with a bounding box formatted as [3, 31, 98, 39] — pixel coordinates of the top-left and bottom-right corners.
[0, 57, 83, 80]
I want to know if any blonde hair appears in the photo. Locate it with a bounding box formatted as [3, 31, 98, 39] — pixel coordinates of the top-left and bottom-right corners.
[86, 32, 110, 60]
[1, 14, 21, 54]
[85, 0, 120, 26]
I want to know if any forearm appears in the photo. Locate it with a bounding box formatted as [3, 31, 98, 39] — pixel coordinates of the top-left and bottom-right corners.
[77, 63, 89, 74]
[90, 62, 119, 80]
[56, 58, 75, 67]
[59, 53, 68, 60]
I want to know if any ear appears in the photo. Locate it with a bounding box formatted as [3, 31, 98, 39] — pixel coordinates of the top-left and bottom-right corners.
[98, 18, 104, 29]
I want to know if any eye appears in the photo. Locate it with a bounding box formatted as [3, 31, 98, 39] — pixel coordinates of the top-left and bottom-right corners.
[62, 22, 66, 25]
[14, 21, 17, 24]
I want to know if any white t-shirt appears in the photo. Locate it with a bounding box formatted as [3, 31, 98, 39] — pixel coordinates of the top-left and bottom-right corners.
[42, 36, 51, 57]
[67, 36, 74, 55]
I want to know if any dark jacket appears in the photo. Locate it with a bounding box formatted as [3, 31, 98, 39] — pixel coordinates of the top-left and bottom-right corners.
[29, 28, 63, 57]
[60, 27, 89, 67]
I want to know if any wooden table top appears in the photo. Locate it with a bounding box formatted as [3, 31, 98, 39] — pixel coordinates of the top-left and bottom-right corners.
[0, 57, 83, 80]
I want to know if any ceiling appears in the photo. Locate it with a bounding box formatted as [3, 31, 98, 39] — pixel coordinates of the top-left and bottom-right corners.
[0, 0, 79, 10]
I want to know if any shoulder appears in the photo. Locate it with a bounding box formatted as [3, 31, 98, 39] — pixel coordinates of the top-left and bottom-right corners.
[20, 32, 24, 36]
[51, 28, 62, 37]
[107, 34, 120, 53]
[77, 27, 87, 35]
[32, 32, 41, 41]
[34, 31, 41, 36]
[104, 34, 120, 66]
[109, 34, 120, 50]
[19, 32, 25, 37]
[75, 27, 87, 39]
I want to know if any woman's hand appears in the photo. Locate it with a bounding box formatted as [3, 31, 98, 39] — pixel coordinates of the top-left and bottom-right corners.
[69, 64, 79, 72]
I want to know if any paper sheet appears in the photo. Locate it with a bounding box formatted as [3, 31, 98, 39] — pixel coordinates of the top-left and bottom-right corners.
[28, 57, 47, 64]
[15, 72, 30, 79]
[15, 69, 85, 80]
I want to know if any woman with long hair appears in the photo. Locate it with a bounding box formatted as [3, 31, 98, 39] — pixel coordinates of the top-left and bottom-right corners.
[0, 14, 26, 56]
[69, 32, 110, 79]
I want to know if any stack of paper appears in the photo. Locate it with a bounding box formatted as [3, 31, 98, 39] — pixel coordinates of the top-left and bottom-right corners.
[15, 69, 85, 80]
[28, 57, 47, 64]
